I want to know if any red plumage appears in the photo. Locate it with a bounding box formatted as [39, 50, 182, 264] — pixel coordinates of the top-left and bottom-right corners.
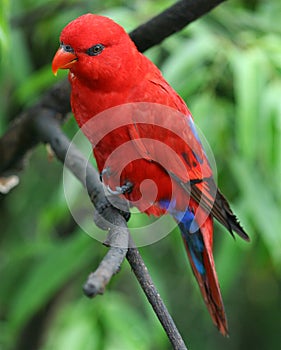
[52, 14, 249, 336]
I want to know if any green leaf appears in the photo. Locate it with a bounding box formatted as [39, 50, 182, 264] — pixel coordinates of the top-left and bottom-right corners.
[8, 232, 94, 334]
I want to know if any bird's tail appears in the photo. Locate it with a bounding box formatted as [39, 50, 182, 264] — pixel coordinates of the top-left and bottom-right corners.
[177, 211, 228, 336]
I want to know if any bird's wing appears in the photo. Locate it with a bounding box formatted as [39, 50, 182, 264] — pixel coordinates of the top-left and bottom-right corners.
[127, 76, 249, 240]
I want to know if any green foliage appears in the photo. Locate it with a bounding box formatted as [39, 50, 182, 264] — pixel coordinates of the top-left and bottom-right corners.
[0, 1, 280, 349]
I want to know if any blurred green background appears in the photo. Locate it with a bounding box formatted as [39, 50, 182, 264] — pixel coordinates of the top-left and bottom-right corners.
[0, 0, 280, 349]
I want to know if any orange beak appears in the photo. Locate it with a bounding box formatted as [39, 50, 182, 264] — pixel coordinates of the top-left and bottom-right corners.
[52, 47, 78, 76]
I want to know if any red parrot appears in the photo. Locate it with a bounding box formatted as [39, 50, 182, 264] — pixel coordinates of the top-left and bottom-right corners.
[52, 14, 249, 336]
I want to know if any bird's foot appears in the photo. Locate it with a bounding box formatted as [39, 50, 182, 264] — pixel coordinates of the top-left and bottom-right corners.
[106, 181, 133, 195]
[100, 167, 133, 198]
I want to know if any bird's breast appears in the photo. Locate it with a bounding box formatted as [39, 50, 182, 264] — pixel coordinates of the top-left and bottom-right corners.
[93, 125, 189, 215]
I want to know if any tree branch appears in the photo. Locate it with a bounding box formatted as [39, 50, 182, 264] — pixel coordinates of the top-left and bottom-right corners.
[0, 80, 71, 175]
[130, 0, 226, 52]
[0, 1, 228, 348]
[35, 112, 130, 295]
[34, 111, 188, 348]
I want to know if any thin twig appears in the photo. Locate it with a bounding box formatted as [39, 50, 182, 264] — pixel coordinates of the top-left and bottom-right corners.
[127, 239, 188, 350]
[83, 236, 128, 297]
[83, 245, 127, 296]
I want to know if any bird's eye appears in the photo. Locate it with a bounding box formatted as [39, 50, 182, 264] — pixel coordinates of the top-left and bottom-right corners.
[60, 42, 74, 53]
[86, 44, 104, 56]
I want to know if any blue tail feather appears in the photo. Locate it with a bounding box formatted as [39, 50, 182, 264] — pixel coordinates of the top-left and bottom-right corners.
[159, 200, 205, 275]
[159, 199, 228, 335]
[178, 213, 205, 276]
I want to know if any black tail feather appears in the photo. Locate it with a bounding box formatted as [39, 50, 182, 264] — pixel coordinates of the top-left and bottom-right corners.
[214, 189, 250, 241]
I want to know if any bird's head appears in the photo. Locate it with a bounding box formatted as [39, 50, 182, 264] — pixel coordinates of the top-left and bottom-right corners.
[52, 14, 139, 88]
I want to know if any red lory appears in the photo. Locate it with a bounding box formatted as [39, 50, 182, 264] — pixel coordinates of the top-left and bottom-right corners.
[52, 14, 249, 336]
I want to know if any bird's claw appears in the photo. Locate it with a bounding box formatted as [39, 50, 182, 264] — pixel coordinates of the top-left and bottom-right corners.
[106, 181, 133, 195]
[100, 167, 133, 195]
[100, 167, 111, 182]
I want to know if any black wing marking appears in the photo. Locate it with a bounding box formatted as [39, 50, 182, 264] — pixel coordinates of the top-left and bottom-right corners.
[170, 172, 250, 241]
